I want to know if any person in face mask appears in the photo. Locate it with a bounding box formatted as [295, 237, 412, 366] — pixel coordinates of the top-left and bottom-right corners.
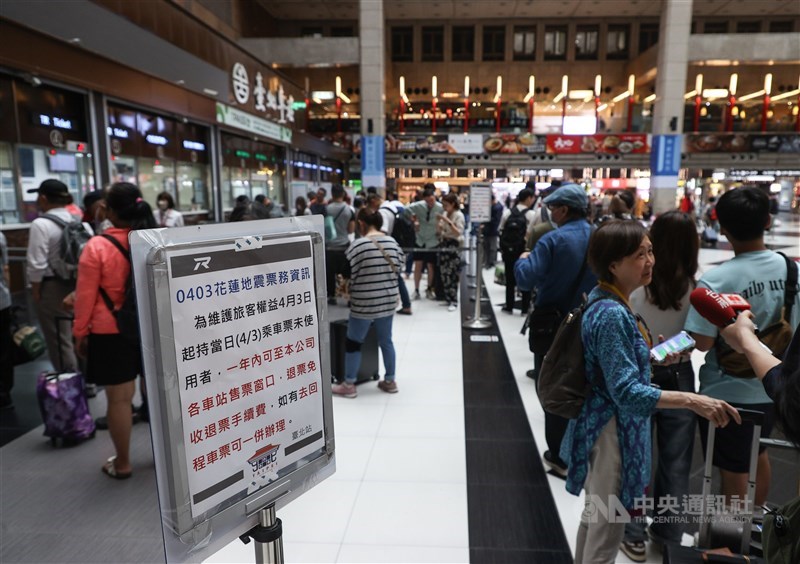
[153, 191, 184, 228]
[83, 189, 110, 235]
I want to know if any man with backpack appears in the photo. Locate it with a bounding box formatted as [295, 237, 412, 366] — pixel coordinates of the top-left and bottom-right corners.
[499, 187, 536, 314]
[325, 184, 355, 305]
[376, 192, 413, 315]
[514, 183, 597, 477]
[26, 179, 91, 373]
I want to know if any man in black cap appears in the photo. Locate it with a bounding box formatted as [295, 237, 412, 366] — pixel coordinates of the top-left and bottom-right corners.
[25, 179, 81, 373]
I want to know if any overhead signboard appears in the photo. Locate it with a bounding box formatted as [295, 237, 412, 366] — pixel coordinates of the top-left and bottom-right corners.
[651, 135, 682, 177]
[216, 103, 293, 145]
[130, 217, 334, 563]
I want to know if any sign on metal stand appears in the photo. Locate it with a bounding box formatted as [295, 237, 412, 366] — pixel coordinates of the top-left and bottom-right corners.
[129, 216, 335, 563]
[463, 183, 493, 330]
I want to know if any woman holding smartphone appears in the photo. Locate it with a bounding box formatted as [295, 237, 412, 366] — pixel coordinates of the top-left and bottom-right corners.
[619, 211, 701, 559]
[561, 220, 740, 564]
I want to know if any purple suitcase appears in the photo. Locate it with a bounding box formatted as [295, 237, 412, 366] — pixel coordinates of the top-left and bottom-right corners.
[36, 372, 96, 446]
[35, 315, 96, 447]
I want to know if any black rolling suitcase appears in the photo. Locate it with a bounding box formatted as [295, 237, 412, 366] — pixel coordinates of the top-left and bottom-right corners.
[698, 409, 764, 555]
[329, 319, 380, 384]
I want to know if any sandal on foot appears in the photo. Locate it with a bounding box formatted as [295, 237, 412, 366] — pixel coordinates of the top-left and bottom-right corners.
[102, 456, 132, 480]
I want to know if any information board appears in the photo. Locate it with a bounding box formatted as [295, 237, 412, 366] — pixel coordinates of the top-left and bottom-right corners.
[129, 217, 335, 563]
[469, 183, 493, 223]
[166, 236, 324, 517]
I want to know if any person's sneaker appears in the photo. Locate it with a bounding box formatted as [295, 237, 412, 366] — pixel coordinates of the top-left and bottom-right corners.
[619, 539, 647, 562]
[331, 382, 357, 398]
[412, 289, 421, 300]
[526, 369, 536, 380]
[377, 380, 398, 393]
[447, 303, 457, 312]
[396, 307, 412, 315]
[425, 288, 435, 300]
[542, 450, 568, 478]
[84, 383, 98, 398]
[0, 396, 14, 410]
[500, 306, 514, 314]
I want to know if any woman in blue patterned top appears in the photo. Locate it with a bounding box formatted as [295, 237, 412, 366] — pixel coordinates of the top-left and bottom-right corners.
[561, 220, 741, 563]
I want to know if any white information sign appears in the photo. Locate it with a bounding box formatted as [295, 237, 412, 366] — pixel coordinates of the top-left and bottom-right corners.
[447, 134, 484, 154]
[167, 235, 324, 518]
[216, 103, 293, 144]
[469, 183, 493, 223]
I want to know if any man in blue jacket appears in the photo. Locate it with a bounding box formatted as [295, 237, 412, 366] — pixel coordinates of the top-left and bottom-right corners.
[515, 183, 596, 477]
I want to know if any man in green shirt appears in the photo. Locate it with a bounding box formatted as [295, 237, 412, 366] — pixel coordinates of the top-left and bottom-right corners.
[404, 185, 443, 300]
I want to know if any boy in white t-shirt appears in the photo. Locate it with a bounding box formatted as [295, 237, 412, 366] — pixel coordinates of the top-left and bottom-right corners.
[685, 186, 800, 510]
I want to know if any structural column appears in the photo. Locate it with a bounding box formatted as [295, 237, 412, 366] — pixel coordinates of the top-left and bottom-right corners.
[649, 0, 693, 215]
[359, 0, 386, 189]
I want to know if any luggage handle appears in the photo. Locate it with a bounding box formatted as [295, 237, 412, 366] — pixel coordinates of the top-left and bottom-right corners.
[699, 408, 764, 555]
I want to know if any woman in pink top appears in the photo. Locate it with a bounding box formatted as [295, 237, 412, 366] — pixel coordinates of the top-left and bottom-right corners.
[73, 183, 156, 480]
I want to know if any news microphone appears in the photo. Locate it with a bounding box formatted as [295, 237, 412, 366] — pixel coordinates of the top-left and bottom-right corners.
[689, 288, 744, 327]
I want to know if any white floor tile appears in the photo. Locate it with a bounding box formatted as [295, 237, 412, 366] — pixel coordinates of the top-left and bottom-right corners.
[364, 437, 467, 484]
[378, 404, 465, 439]
[278, 479, 361, 544]
[343, 481, 469, 548]
[337, 544, 470, 563]
[388, 379, 464, 406]
[330, 436, 376, 482]
[331, 402, 386, 438]
[284, 542, 342, 563]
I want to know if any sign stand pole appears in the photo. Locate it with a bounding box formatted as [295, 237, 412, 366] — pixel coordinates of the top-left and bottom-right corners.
[467, 233, 477, 289]
[463, 229, 492, 329]
[240, 504, 284, 564]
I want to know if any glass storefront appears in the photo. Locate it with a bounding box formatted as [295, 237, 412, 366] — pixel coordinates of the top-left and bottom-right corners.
[107, 104, 212, 213]
[0, 142, 17, 224]
[221, 133, 286, 210]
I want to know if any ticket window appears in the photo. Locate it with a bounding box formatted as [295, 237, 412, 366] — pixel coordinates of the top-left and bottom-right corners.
[111, 155, 137, 184]
[222, 166, 251, 209]
[0, 142, 18, 224]
[17, 146, 94, 214]
[138, 157, 176, 208]
[177, 162, 211, 212]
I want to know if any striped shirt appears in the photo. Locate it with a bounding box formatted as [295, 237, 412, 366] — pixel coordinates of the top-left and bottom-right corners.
[345, 234, 404, 319]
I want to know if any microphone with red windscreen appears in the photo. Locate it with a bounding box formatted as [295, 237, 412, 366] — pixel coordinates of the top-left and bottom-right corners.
[689, 288, 750, 327]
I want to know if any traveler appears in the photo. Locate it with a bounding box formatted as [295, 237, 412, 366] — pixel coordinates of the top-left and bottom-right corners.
[26, 179, 84, 373]
[436, 193, 465, 312]
[483, 194, 503, 269]
[332, 208, 403, 398]
[73, 182, 156, 480]
[622, 211, 700, 559]
[514, 183, 596, 476]
[0, 231, 12, 410]
[309, 187, 327, 215]
[294, 196, 311, 216]
[562, 220, 740, 564]
[83, 189, 110, 235]
[378, 192, 412, 315]
[325, 184, 355, 305]
[499, 187, 536, 313]
[404, 185, 443, 300]
[153, 192, 184, 227]
[228, 195, 252, 222]
[685, 186, 800, 508]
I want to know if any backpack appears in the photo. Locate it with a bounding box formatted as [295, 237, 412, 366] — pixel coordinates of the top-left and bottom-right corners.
[537, 296, 620, 419]
[387, 207, 416, 249]
[715, 253, 798, 378]
[499, 207, 529, 254]
[97, 235, 141, 350]
[763, 496, 800, 564]
[42, 214, 92, 280]
[324, 204, 349, 241]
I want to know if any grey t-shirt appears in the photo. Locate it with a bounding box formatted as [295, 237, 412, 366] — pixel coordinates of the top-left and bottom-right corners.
[326, 201, 353, 249]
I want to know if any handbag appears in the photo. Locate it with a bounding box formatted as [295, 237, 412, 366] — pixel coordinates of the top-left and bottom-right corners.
[527, 250, 589, 356]
[324, 205, 348, 241]
[716, 253, 798, 378]
[13, 324, 47, 365]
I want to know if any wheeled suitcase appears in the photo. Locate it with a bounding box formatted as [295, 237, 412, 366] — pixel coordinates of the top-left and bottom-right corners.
[698, 409, 764, 556]
[36, 316, 96, 447]
[329, 319, 380, 384]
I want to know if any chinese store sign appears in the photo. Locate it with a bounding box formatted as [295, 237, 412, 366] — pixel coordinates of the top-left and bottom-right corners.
[166, 236, 324, 517]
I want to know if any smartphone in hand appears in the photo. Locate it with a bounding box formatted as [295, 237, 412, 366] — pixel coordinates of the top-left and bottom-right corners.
[650, 331, 696, 362]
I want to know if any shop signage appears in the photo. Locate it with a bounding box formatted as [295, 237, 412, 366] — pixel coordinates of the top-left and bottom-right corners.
[183, 140, 206, 152]
[146, 134, 169, 146]
[427, 156, 465, 165]
[231, 63, 296, 125]
[216, 103, 293, 145]
[37, 114, 74, 130]
[107, 126, 130, 139]
[685, 134, 800, 154]
[546, 134, 649, 155]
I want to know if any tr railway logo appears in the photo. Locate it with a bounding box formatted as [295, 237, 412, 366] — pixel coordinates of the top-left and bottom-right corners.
[193, 257, 211, 271]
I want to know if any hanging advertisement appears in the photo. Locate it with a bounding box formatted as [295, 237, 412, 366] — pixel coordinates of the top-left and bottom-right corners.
[684, 134, 800, 154]
[546, 134, 649, 155]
